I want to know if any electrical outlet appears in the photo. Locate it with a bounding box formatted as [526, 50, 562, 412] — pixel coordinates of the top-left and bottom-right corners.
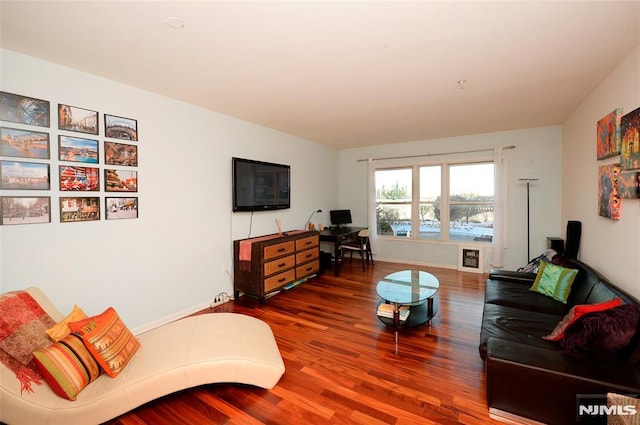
[210, 292, 233, 309]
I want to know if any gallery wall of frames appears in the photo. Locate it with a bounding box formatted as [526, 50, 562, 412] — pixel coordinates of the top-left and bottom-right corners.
[0, 91, 139, 225]
[596, 106, 640, 221]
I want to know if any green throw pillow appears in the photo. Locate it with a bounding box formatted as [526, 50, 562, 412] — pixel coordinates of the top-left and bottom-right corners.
[529, 261, 578, 304]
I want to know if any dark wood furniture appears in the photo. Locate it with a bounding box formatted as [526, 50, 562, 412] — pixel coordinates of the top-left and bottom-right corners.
[318, 226, 367, 275]
[233, 230, 319, 303]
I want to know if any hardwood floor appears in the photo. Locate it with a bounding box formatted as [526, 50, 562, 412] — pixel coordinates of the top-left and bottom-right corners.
[105, 261, 504, 425]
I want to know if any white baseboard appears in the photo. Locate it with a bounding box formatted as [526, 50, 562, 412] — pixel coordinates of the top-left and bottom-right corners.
[131, 300, 213, 335]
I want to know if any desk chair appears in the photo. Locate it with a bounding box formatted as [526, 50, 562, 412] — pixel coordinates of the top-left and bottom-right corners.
[339, 229, 373, 271]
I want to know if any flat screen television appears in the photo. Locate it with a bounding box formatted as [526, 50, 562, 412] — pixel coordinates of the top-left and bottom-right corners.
[232, 157, 291, 212]
[330, 209, 352, 227]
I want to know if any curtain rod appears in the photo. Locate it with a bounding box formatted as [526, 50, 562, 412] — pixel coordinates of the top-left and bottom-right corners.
[356, 145, 516, 162]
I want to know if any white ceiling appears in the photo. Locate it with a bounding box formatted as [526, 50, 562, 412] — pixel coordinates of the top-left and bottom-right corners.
[1, 1, 639, 149]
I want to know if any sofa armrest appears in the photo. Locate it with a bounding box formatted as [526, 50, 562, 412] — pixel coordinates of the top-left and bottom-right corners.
[486, 337, 640, 425]
[487, 269, 535, 284]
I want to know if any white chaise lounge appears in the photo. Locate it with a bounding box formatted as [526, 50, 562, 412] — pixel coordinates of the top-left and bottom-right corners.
[0, 287, 286, 425]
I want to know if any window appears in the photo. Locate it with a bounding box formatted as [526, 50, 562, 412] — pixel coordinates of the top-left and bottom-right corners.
[375, 168, 412, 237]
[419, 166, 441, 240]
[449, 163, 494, 242]
[375, 162, 494, 242]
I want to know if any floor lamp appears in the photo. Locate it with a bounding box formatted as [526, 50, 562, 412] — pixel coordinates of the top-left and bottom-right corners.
[519, 178, 538, 261]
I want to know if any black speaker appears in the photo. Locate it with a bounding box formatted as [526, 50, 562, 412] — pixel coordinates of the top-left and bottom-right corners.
[565, 220, 581, 260]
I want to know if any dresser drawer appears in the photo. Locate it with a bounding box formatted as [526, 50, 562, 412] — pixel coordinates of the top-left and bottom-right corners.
[295, 235, 318, 251]
[264, 241, 295, 260]
[264, 255, 295, 276]
[296, 260, 319, 279]
[234, 231, 320, 304]
[296, 247, 319, 264]
[264, 269, 296, 292]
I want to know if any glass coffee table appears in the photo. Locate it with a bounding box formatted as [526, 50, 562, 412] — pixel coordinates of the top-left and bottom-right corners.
[376, 270, 439, 342]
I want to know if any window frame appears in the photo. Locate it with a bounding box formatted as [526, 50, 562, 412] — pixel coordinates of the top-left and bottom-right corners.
[374, 160, 494, 243]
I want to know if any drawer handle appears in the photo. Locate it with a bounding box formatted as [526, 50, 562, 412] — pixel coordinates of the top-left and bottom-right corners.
[278, 277, 286, 283]
[305, 253, 312, 259]
[278, 262, 286, 267]
[305, 241, 312, 245]
[277, 248, 286, 252]
[305, 267, 312, 272]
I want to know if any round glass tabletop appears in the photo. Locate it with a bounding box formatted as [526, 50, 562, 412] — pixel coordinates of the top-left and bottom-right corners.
[376, 270, 439, 305]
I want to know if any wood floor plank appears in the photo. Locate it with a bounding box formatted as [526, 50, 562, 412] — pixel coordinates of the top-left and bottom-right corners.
[105, 261, 504, 425]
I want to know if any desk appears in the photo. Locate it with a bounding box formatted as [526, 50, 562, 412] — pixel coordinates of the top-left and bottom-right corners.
[319, 226, 367, 276]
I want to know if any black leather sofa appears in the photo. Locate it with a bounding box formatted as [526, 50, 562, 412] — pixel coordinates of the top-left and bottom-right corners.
[480, 258, 640, 425]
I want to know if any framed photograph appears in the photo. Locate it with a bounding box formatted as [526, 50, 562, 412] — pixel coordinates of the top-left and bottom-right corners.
[104, 141, 137, 166]
[458, 246, 484, 273]
[58, 135, 99, 164]
[0, 127, 50, 159]
[618, 170, 640, 199]
[105, 169, 137, 192]
[1, 196, 51, 225]
[596, 108, 622, 160]
[0, 160, 50, 190]
[58, 104, 99, 135]
[105, 114, 138, 141]
[59, 165, 100, 191]
[598, 163, 620, 220]
[0, 91, 50, 127]
[620, 106, 640, 170]
[105, 197, 138, 220]
[60, 197, 100, 222]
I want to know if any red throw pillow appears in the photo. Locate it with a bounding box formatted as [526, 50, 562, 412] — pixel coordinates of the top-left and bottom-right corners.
[543, 297, 622, 341]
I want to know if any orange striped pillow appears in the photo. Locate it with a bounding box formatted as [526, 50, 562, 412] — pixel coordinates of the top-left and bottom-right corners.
[68, 307, 140, 378]
[32, 333, 101, 400]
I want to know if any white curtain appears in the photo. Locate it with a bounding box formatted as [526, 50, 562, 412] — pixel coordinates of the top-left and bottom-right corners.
[491, 146, 508, 268]
[367, 158, 377, 254]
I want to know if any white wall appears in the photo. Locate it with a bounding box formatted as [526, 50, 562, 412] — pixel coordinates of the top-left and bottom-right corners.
[338, 126, 563, 271]
[562, 44, 640, 297]
[5, 42, 636, 329]
[0, 49, 338, 332]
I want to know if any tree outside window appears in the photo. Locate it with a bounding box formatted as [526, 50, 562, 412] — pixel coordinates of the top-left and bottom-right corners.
[375, 168, 411, 236]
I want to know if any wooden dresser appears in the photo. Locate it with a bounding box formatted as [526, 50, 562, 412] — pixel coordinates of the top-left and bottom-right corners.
[233, 230, 319, 303]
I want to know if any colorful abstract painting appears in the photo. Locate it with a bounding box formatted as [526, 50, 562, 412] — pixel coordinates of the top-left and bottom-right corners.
[620, 106, 640, 170]
[618, 170, 640, 199]
[596, 108, 621, 159]
[598, 163, 620, 220]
